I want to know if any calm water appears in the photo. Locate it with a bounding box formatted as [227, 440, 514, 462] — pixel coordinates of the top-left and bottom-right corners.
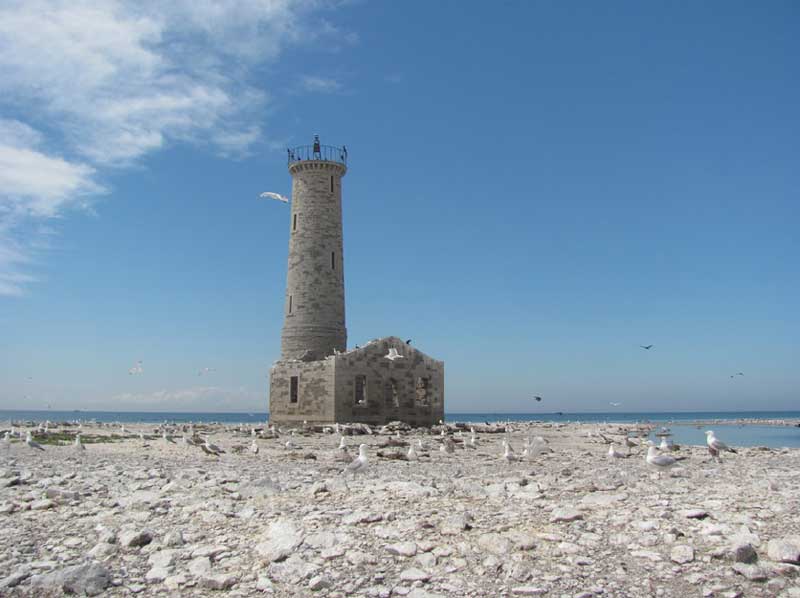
[2, 409, 799, 448]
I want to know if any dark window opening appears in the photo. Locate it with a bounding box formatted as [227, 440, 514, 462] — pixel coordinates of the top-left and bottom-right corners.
[290, 376, 298, 403]
[384, 378, 399, 409]
[330, 176, 334, 193]
[415, 377, 430, 407]
[331, 251, 335, 270]
[355, 375, 367, 406]
[292, 214, 297, 231]
[289, 295, 292, 313]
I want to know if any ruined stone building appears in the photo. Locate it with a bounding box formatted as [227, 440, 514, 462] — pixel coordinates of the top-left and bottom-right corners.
[268, 138, 444, 427]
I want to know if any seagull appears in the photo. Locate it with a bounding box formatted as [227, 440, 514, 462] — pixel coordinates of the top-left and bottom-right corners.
[128, 360, 143, 375]
[74, 434, 86, 451]
[162, 431, 176, 444]
[385, 347, 404, 361]
[608, 444, 625, 458]
[343, 443, 369, 476]
[285, 432, 299, 450]
[440, 437, 455, 454]
[705, 430, 736, 461]
[405, 339, 412, 345]
[640, 345, 653, 350]
[259, 191, 289, 203]
[468, 428, 477, 447]
[25, 432, 44, 451]
[533, 396, 542, 402]
[609, 402, 622, 407]
[250, 439, 259, 454]
[198, 367, 215, 376]
[2, 431, 11, 448]
[407, 443, 418, 461]
[503, 442, 518, 462]
[203, 438, 225, 455]
[645, 441, 679, 472]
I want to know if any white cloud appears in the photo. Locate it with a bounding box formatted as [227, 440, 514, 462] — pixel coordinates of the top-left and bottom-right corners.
[299, 75, 343, 94]
[109, 386, 264, 412]
[0, 0, 352, 295]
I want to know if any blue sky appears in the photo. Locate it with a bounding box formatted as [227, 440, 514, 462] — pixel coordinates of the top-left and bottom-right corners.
[1, 1, 797, 413]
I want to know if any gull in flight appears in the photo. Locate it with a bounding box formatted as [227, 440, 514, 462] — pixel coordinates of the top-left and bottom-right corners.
[609, 402, 622, 407]
[343, 443, 369, 476]
[259, 191, 289, 203]
[533, 396, 542, 402]
[384, 347, 404, 361]
[198, 367, 215, 376]
[640, 345, 653, 350]
[128, 360, 143, 375]
[25, 431, 44, 451]
[705, 430, 736, 462]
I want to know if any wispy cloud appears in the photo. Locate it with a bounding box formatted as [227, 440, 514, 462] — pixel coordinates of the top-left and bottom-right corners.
[0, 0, 351, 295]
[299, 75, 343, 94]
[108, 386, 264, 412]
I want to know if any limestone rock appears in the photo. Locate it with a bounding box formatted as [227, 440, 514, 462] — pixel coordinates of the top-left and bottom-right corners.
[119, 528, 153, 548]
[550, 508, 583, 523]
[31, 562, 111, 597]
[670, 545, 695, 564]
[255, 520, 304, 562]
[767, 538, 800, 564]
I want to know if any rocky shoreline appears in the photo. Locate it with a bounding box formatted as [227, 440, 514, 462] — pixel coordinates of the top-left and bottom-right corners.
[1, 421, 799, 597]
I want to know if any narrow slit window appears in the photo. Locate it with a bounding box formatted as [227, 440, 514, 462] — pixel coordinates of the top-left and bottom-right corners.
[354, 375, 366, 406]
[331, 251, 335, 270]
[290, 376, 298, 403]
[385, 378, 399, 408]
[415, 377, 430, 407]
[330, 176, 334, 193]
[288, 295, 292, 313]
[292, 213, 297, 231]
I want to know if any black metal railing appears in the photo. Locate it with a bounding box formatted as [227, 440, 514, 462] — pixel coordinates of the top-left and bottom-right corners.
[287, 141, 347, 166]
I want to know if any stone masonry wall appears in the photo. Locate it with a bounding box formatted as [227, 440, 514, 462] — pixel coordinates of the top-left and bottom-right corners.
[281, 160, 347, 361]
[333, 337, 444, 427]
[268, 358, 335, 425]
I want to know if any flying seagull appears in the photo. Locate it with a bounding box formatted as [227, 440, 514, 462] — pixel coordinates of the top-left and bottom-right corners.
[405, 339, 412, 345]
[128, 360, 143, 375]
[640, 345, 653, 350]
[533, 396, 542, 402]
[384, 347, 404, 361]
[259, 192, 289, 203]
[609, 402, 622, 407]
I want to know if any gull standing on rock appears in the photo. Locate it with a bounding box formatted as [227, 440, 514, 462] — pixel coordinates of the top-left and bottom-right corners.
[645, 441, 680, 474]
[250, 439, 259, 454]
[407, 442, 418, 461]
[344, 444, 369, 476]
[74, 434, 86, 451]
[203, 438, 225, 455]
[285, 431, 300, 450]
[25, 432, 44, 451]
[608, 444, 625, 459]
[705, 430, 736, 462]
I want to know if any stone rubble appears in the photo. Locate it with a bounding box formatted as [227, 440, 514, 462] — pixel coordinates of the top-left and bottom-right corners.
[1, 420, 799, 597]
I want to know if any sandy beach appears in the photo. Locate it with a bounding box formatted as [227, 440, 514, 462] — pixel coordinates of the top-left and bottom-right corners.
[1, 421, 799, 597]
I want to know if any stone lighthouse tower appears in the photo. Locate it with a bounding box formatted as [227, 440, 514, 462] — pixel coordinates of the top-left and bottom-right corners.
[269, 137, 444, 428]
[281, 135, 347, 361]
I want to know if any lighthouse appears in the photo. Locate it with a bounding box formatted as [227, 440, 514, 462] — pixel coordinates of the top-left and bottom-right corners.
[281, 136, 347, 361]
[269, 137, 444, 427]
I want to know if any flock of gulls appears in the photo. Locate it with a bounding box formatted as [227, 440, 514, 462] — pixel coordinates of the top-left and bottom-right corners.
[3, 416, 740, 483]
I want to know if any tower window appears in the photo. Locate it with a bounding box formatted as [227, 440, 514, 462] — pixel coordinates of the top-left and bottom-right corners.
[292, 214, 297, 231]
[331, 252, 335, 270]
[416, 377, 430, 407]
[330, 176, 334, 193]
[290, 376, 298, 403]
[354, 375, 367, 406]
[289, 295, 292, 313]
[384, 378, 399, 409]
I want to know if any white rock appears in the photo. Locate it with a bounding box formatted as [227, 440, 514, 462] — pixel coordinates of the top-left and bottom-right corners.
[254, 520, 304, 562]
[399, 568, 430, 582]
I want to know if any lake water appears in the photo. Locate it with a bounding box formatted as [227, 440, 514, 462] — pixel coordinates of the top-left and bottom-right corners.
[2, 409, 799, 448]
